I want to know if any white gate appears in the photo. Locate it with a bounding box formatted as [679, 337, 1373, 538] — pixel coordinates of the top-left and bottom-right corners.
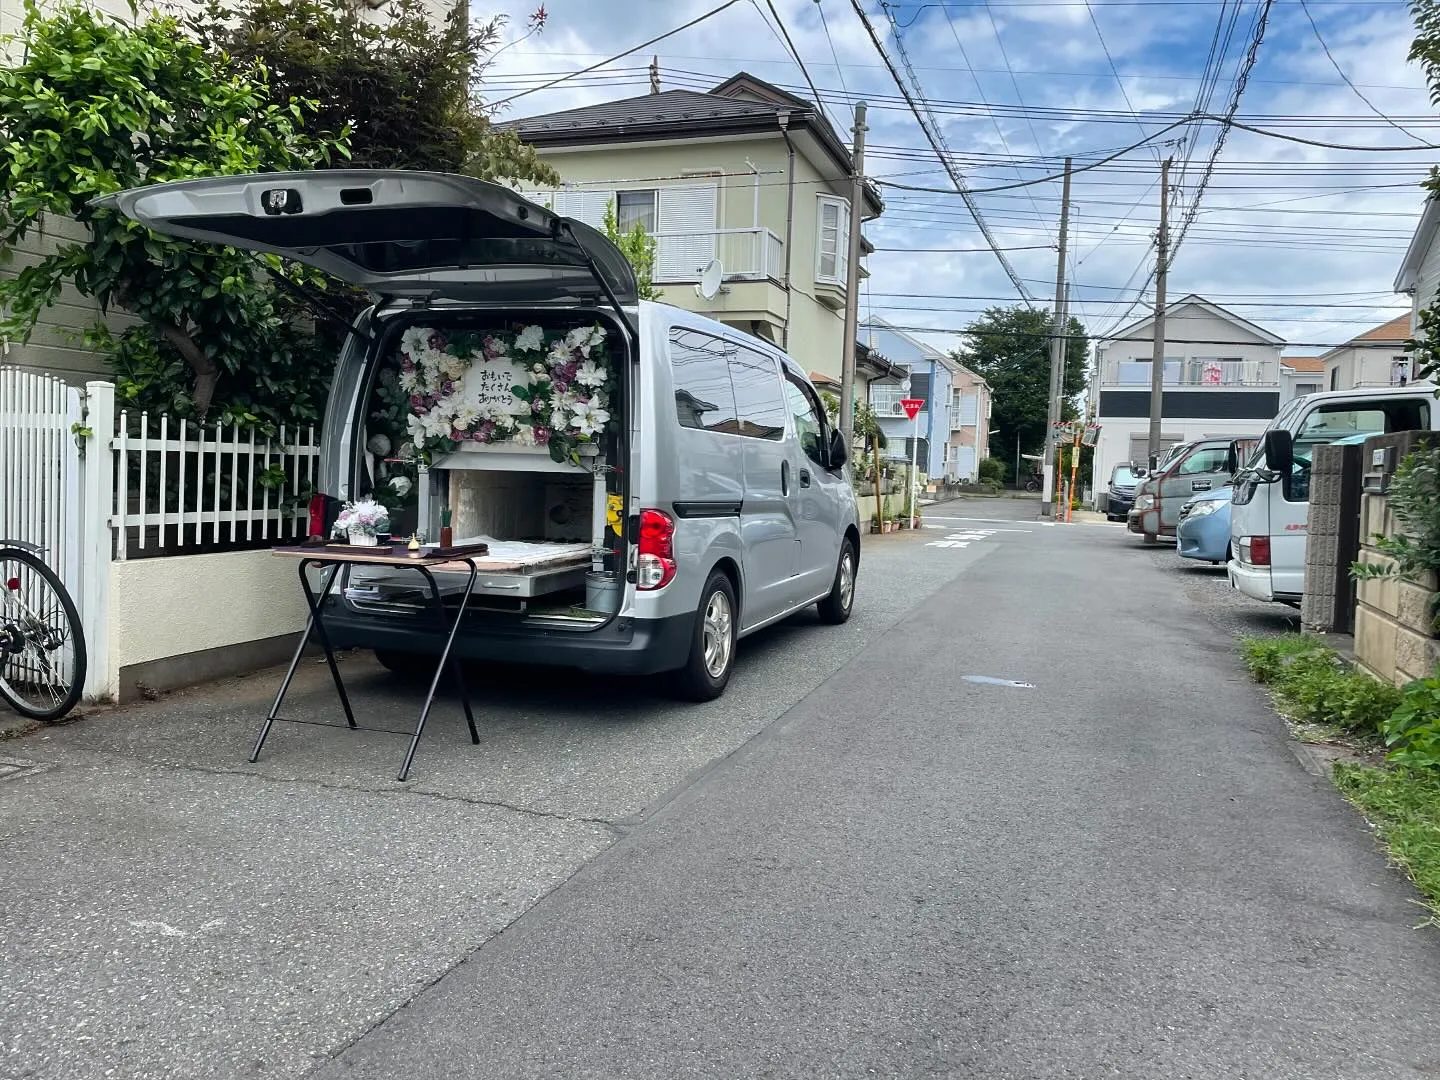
[0, 367, 84, 605]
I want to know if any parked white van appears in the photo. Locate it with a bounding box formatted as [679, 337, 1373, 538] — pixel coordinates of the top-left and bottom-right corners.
[1228, 383, 1437, 606]
[102, 170, 863, 700]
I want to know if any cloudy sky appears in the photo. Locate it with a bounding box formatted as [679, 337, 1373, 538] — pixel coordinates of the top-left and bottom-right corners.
[477, 0, 1434, 355]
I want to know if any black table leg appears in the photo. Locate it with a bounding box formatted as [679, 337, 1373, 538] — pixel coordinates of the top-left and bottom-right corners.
[397, 563, 479, 781]
[251, 560, 352, 763]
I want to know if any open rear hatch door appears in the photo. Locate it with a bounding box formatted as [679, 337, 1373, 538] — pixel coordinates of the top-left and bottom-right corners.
[97, 170, 638, 304]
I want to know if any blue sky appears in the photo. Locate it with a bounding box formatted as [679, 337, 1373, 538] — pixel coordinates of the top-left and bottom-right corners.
[479, 0, 1434, 354]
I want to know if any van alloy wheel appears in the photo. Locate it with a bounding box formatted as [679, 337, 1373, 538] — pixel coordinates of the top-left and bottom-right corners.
[818, 540, 857, 625]
[702, 590, 734, 679]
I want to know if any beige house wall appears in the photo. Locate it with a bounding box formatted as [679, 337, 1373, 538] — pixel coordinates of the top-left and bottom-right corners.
[525, 133, 858, 381]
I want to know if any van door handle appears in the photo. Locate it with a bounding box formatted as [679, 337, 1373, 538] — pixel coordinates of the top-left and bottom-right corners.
[799, 468, 811, 488]
[781, 461, 790, 496]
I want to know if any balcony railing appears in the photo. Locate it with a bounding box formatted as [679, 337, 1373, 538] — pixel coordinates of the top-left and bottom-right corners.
[651, 228, 785, 285]
[1103, 357, 1278, 387]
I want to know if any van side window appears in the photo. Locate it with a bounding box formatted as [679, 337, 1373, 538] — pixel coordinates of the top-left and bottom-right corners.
[1177, 447, 1231, 474]
[782, 371, 827, 467]
[669, 328, 737, 433]
[729, 343, 787, 441]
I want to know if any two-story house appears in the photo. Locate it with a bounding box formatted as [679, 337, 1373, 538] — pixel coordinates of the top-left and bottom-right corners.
[860, 318, 991, 481]
[1280, 355, 1323, 403]
[1087, 294, 1285, 496]
[1317, 315, 1415, 390]
[500, 73, 884, 383]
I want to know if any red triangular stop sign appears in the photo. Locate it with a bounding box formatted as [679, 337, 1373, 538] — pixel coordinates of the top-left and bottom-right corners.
[900, 398, 924, 420]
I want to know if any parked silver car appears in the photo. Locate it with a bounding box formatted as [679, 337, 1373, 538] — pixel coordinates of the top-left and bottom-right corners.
[102, 170, 862, 700]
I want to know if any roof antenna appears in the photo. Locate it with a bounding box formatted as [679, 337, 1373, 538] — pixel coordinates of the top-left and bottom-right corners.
[649, 55, 661, 95]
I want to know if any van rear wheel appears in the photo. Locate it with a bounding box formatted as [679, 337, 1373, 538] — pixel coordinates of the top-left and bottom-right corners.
[668, 571, 736, 702]
[817, 541, 857, 625]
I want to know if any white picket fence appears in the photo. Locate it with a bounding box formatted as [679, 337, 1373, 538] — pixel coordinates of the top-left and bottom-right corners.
[1, 369, 322, 699]
[0, 367, 84, 612]
[113, 409, 318, 559]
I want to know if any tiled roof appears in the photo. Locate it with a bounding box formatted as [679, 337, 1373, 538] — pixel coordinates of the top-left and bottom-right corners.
[1281, 355, 1323, 373]
[1352, 314, 1412, 343]
[501, 90, 786, 139]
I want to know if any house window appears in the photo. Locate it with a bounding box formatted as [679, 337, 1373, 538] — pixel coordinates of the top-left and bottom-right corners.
[816, 195, 850, 286]
[616, 189, 657, 233]
[1392, 356, 1411, 387]
[1330, 368, 1339, 391]
[1293, 382, 1320, 398]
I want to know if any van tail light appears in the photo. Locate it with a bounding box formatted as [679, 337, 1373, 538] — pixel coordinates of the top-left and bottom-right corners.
[636, 509, 676, 590]
[1241, 535, 1271, 566]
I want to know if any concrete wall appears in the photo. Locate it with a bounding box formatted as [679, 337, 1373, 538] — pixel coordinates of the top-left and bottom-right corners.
[1301, 443, 1362, 634]
[1354, 431, 1440, 686]
[105, 550, 309, 702]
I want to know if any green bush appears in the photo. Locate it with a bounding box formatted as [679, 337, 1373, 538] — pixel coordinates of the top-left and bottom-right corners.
[1382, 670, 1440, 769]
[1239, 634, 1403, 735]
[1334, 762, 1440, 919]
[977, 457, 1005, 485]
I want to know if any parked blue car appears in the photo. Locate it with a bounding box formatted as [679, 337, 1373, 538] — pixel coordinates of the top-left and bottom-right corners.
[1176, 486, 1233, 564]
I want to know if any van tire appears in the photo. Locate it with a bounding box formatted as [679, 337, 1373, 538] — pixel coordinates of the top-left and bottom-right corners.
[817, 540, 857, 625]
[668, 571, 737, 702]
[374, 649, 430, 679]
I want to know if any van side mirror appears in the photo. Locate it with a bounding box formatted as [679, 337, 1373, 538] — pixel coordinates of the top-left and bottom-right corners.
[1262, 429, 1293, 476]
[828, 429, 849, 469]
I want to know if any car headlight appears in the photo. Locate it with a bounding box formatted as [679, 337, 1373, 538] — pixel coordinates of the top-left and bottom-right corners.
[1133, 494, 1155, 510]
[1187, 500, 1222, 518]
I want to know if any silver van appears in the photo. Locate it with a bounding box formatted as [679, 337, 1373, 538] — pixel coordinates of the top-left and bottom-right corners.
[103, 170, 862, 700]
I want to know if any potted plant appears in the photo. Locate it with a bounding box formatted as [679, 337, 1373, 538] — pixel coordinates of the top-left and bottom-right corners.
[332, 497, 390, 546]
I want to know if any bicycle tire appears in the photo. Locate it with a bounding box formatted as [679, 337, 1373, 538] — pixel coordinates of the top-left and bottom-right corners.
[0, 547, 86, 721]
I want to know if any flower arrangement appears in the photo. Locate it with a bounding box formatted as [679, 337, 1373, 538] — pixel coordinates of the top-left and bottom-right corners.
[399, 322, 613, 465]
[332, 498, 390, 545]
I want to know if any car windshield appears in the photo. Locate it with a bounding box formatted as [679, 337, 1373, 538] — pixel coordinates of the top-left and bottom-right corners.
[1112, 466, 1139, 485]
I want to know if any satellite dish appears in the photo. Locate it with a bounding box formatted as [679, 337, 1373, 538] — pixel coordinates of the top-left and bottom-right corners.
[696, 258, 724, 300]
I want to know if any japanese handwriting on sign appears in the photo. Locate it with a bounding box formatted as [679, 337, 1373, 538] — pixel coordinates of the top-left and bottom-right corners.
[464, 359, 528, 414]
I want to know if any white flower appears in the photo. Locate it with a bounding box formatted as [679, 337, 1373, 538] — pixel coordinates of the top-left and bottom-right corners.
[564, 326, 593, 356]
[400, 327, 430, 359]
[532, 363, 546, 374]
[512, 424, 536, 447]
[450, 401, 481, 430]
[366, 433, 392, 456]
[439, 354, 467, 380]
[576, 360, 606, 389]
[547, 339, 571, 367]
[588, 325, 606, 349]
[570, 397, 610, 438]
[398, 368, 418, 392]
[515, 325, 545, 353]
[406, 413, 429, 445]
[389, 475, 413, 497]
[550, 404, 570, 430]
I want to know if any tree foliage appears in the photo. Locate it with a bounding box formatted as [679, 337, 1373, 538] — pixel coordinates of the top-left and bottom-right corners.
[184, 0, 559, 186]
[952, 305, 1089, 459]
[602, 199, 661, 301]
[1408, 1, 1440, 382]
[0, 0, 345, 425]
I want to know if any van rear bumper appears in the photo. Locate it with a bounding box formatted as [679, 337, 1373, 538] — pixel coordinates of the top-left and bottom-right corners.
[317, 600, 694, 676]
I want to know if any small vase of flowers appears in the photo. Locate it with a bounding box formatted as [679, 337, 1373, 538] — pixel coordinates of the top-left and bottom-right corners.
[333, 498, 389, 546]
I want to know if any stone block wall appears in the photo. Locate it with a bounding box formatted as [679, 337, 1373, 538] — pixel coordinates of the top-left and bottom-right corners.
[1354, 431, 1440, 685]
[1302, 443, 1361, 633]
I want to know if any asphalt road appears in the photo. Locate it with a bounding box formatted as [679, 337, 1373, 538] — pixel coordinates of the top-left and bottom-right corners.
[4, 500, 1438, 1079]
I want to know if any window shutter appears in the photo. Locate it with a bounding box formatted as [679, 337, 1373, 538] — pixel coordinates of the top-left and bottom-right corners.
[655, 184, 718, 282]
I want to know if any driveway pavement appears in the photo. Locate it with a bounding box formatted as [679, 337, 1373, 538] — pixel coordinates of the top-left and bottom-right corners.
[4, 501, 1437, 1079]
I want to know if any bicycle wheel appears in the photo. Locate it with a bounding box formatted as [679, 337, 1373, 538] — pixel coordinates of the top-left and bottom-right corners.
[0, 548, 86, 720]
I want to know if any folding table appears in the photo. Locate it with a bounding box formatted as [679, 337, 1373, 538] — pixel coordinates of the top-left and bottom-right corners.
[254, 544, 486, 781]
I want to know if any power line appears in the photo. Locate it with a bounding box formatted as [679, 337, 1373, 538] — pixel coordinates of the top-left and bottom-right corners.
[754, 0, 826, 114]
[814, 0, 853, 121]
[845, 0, 1036, 303]
[1299, 0, 1432, 146]
[488, 0, 748, 108]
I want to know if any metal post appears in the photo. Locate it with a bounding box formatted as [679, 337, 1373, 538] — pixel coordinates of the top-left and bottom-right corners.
[839, 102, 868, 450]
[1147, 157, 1173, 468]
[1041, 158, 1073, 516]
[909, 410, 920, 529]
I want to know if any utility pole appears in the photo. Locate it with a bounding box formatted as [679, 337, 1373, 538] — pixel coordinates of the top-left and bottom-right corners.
[839, 102, 868, 451]
[1041, 157, 1072, 516]
[649, 56, 661, 94]
[1147, 157, 1173, 469]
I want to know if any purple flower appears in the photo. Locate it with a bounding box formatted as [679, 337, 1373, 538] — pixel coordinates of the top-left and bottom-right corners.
[409, 394, 424, 409]
[401, 358, 415, 373]
[533, 425, 552, 446]
[427, 331, 447, 352]
[531, 399, 546, 416]
[442, 379, 455, 395]
[451, 427, 467, 442]
[482, 335, 505, 360]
